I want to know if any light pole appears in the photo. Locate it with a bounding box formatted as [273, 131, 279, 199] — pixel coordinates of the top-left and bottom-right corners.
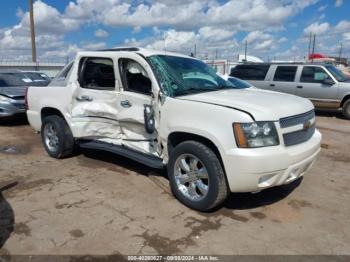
[29, 0, 37, 63]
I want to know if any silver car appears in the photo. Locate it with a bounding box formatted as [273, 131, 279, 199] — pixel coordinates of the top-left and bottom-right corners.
[231, 63, 350, 119]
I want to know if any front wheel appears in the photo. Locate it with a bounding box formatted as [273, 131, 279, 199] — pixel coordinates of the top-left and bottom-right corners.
[342, 99, 350, 120]
[167, 141, 229, 211]
[41, 115, 75, 158]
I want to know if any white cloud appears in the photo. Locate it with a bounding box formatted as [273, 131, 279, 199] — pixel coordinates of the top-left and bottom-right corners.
[335, 0, 343, 7]
[343, 32, 350, 41]
[318, 5, 327, 12]
[334, 20, 350, 33]
[0, 0, 326, 61]
[82, 42, 107, 50]
[243, 31, 271, 44]
[304, 22, 330, 35]
[94, 29, 109, 38]
[278, 37, 288, 43]
[198, 26, 235, 42]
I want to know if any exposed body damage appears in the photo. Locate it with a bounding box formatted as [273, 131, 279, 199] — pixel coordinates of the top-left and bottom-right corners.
[26, 48, 321, 211]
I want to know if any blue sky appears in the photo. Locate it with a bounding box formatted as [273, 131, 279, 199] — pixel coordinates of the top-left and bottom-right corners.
[0, 0, 349, 62]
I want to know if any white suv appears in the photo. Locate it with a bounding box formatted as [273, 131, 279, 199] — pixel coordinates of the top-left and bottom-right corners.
[26, 48, 321, 211]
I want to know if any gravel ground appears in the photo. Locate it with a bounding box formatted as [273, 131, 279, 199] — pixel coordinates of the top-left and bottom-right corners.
[0, 112, 349, 256]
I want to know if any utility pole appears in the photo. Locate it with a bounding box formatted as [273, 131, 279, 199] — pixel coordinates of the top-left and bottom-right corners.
[215, 49, 218, 59]
[307, 32, 312, 57]
[338, 42, 343, 62]
[311, 34, 316, 62]
[194, 43, 197, 57]
[244, 40, 248, 62]
[29, 0, 37, 63]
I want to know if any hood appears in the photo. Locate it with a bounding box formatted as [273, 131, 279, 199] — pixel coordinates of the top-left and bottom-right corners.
[178, 88, 314, 121]
[0, 86, 26, 99]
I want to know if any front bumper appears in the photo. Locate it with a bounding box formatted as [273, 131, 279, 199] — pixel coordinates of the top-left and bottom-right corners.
[222, 129, 321, 192]
[0, 100, 25, 118]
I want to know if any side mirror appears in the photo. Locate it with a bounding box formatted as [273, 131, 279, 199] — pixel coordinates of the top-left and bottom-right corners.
[323, 78, 335, 85]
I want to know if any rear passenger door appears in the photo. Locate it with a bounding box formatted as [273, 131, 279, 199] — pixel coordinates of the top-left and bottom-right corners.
[70, 56, 122, 140]
[269, 66, 298, 95]
[295, 66, 338, 103]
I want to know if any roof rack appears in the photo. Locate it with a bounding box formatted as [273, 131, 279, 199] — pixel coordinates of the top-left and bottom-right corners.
[97, 47, 140, 52]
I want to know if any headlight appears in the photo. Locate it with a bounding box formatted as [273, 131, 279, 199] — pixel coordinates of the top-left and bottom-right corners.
[233, 122, 279, 148]
[0, 95, 12, 102]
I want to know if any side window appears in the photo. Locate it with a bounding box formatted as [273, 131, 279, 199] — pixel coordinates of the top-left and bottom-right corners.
[79, 57, 115, 90]
[119, 59, 152, 95]
[230, 65, 270, 80]
[300, 67, 330, 83]
[273, 66, 297, 82]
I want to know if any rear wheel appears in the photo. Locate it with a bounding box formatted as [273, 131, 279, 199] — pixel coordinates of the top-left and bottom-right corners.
[41, 115, 75, 158]
[342, 99, 350, 120]
[167, 141, 228, 211]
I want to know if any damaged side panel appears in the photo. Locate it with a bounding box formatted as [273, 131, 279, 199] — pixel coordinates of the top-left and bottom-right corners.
[69, 52, 161, 158]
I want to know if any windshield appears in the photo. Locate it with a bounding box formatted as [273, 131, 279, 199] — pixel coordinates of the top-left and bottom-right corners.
[227, 77, 252, 88]
[0, 73, 32, 87]
[148, 55, 239, 96]
[326, 65, 348, 82]
[24, 72, 49, 81]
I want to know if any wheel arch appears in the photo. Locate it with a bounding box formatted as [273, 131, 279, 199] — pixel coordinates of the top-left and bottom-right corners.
[167, 132, 224, 167]
[41, 107, 66, 122]
[340, 94, 350, 107]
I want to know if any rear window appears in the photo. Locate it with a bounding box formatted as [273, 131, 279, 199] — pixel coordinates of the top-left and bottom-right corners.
[230, 65, 270, 80]
[273, 66, 297, 82]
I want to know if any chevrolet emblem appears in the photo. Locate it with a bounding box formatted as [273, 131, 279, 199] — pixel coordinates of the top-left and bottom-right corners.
[303, 120, 312, 130]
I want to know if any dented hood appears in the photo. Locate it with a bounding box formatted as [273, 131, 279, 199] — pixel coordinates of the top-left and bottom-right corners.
[178, 88, 314, 121]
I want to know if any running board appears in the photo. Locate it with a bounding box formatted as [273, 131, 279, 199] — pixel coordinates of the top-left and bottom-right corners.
[78, 140, 164, 169]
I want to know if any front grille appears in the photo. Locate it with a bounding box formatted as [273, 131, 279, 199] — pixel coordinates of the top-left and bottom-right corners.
[283, 124, 315, 146]
[280, 110, 315, 147]
[280, 110, 315, 128]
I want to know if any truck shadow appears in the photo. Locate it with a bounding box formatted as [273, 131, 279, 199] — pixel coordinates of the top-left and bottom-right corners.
[80, 149, 167, 177]
[80, 149, 301, 210]
[223, 178, 302, 210]
[0, 182, 17, 249]
[0, 114, 28, 126]
[315, 109, 346, 120]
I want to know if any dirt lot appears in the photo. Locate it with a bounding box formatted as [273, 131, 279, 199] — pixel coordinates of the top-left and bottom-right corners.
[0, 112, 349, 256]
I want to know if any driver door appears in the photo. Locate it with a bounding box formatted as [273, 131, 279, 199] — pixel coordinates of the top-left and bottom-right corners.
[296, 66, 338, 107]
[116, 55, 159, 155]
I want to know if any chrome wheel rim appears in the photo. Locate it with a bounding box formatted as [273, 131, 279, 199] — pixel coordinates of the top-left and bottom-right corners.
[174, 154, 209, 201]
[43, 123, 59, 152]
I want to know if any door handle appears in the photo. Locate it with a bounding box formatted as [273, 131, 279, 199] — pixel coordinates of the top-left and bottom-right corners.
[120, 100, 132, 108]
[297, 85, 303, 89]
[270, 84, 275, 87]
[76, 95, 93, 102]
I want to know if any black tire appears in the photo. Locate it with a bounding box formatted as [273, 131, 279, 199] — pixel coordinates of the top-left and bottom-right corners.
[167, 141, 229, 211]
[41, 115, 75, 158]
[342, 99, 350, 120]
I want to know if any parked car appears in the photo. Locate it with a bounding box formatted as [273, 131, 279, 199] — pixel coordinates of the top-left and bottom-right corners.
[230, 63, 350, 119]
[0, 71, 47, 118]
[220, 74, 253, 88]
[21, 71, 51, 86]
[26, 48, 321, 211]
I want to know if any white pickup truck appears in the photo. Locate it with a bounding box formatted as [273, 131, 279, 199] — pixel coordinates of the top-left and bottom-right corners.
[26, 48, 321, 211]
